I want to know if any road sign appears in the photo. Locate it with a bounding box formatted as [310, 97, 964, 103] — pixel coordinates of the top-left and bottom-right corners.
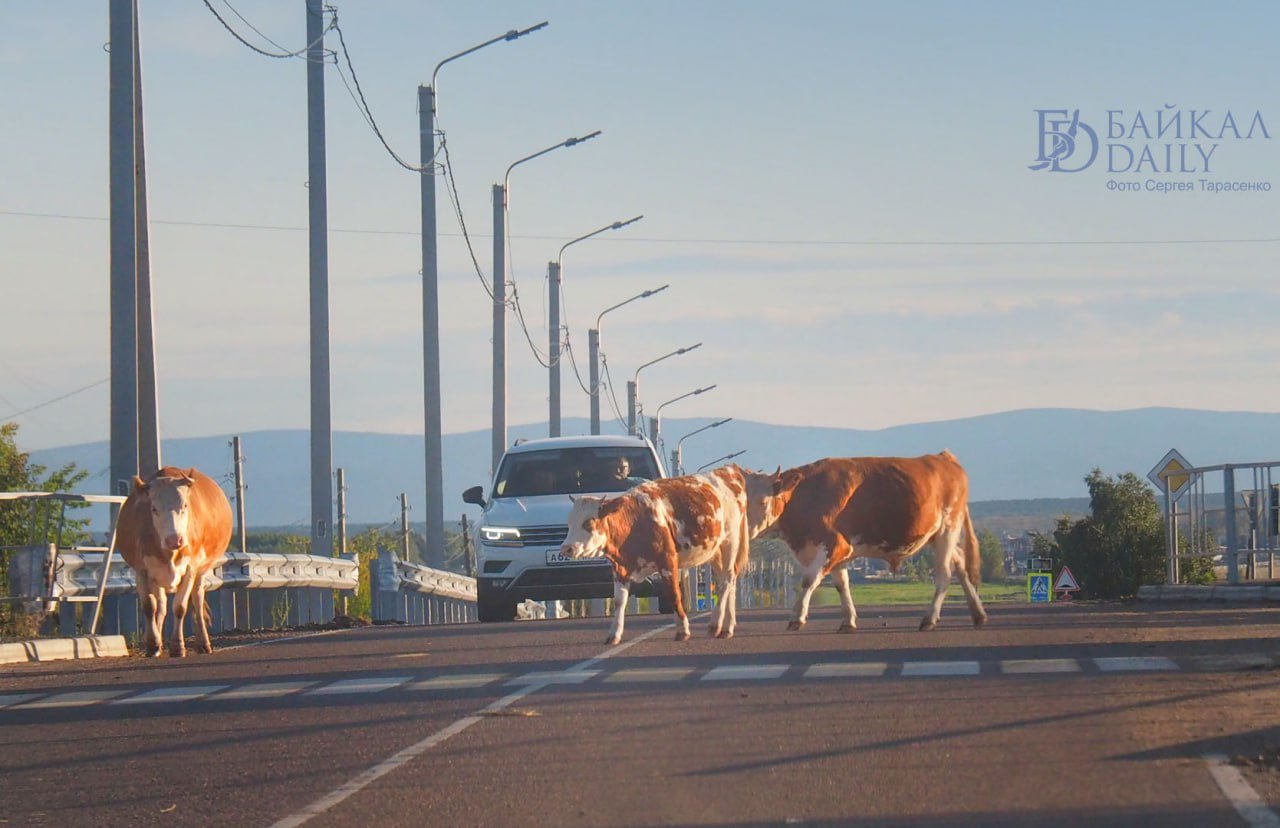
[1054, 566, 1080, 599]
[1147, 448, 1193, 501]
[1028, 572, 1051, 603]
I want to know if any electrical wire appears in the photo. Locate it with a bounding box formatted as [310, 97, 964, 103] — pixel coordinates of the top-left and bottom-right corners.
[2, 378, 109, 421]
[599, 353, 630, 431]
[563, 333, 594, 396]
[439, 138, 495, 299]
[200, 0, 334, 60]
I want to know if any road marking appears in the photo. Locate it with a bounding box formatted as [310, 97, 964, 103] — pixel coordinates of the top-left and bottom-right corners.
[1205, 753, 1280, 827]
[1001, 658, 1082, 674]
[703, 664, 789, 681]
[0, 693, 45, 709]
[902, 660, 981, 677]
[269, 620, 678, 828]
[212, 682, 317, 700]
[604, 666, 695, 683]
[307, 676, 412, 696]
[1094, 656, 1178, 672]
[1190, 653, 1275, 672]
[507, 670, 600, 685]
[804, 662, 888, 679]
[407, 673, 507, 691]
[114, 685, 230, 704]
[17, 689, 128, 708]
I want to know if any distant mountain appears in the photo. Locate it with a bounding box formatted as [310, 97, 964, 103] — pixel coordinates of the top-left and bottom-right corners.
[26, 408, 1277, 528]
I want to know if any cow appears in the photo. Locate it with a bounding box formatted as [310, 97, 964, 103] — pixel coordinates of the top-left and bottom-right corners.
[766, 451, 987, 634]
[560, 465, 785, 645]
[115, 467, 233, 657]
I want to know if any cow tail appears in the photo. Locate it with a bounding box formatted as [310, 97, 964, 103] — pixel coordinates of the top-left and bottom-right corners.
[963, 506, 982, 586]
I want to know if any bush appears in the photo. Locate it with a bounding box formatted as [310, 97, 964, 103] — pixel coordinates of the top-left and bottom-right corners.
[1054, 470, 1165, 599]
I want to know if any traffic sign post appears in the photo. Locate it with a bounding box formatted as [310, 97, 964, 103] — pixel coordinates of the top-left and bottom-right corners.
[1053, 565, 1080, 600]
[1028, 556, 1053, 603]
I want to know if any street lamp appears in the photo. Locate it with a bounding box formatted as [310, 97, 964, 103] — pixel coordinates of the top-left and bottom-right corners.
[548, 215, 643, 437]
[491, 130, 601, 471]
[420, 20, 546, 564]
[696, 450, 746, 473]
[649, 385, 716, 453]
[589, 285, 668, 435]
[672, 417, 733, 476]
[628, 343, 701, 436]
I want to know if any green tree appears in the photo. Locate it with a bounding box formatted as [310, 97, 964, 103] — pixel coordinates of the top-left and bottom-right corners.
[1, 422, 90, 635]
[343, 528, 388, 621]
[977, 528, 1006, 582]
[1053, 469, 1165, 599]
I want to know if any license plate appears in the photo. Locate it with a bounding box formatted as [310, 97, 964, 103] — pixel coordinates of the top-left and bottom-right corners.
[545, 549, 605, 566]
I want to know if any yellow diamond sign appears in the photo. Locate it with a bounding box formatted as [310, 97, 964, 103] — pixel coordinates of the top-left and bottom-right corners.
[1147, 449, 1193, 500]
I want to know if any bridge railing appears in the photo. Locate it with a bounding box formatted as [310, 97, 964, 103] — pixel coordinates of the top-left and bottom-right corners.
[370, 547, 478, 625]
[1160, 460, 1280, 585]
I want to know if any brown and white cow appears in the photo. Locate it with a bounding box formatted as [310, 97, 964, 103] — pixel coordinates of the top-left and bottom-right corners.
[116, 467, 233, 657]
[767, 451, 987, 633]
[560, 465, 784, 645]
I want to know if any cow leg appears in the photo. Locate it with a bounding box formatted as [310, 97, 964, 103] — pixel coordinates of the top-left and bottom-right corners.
[169, 570, 198, 657]
[192, 579, 214, 654]
[708, 565, 736, 639]
[606, 578, 631, 645]
[667, 568, 691, 642]
[136, 573, 164, 658]
[788, 554, 827, 631]
[921, 532, 963, 631]
[832, 566, 858, 633]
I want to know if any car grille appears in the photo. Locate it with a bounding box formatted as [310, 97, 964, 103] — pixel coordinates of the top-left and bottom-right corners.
[516, 525, 569, 547]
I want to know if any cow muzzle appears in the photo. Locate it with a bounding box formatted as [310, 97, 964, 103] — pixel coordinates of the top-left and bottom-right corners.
[162, 534, 186, 552]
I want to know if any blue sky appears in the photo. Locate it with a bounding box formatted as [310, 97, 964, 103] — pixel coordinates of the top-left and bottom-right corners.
[2, 1, 1279, 451]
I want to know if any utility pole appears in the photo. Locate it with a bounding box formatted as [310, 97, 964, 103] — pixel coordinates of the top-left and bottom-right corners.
[491, 184, 507, 473]
[132, 7, 159, 479]
[305, 0, 334, 557]
[108, 0, 138, 499]
[418, 84, 445, 568]
[461, 514, 474, 578]
[548, 260, 561, 437]
[399, 493, 412, 562]
[231, 436, 247, 555]
[336, 467, 348, 558]
[588, 328, 601, 435]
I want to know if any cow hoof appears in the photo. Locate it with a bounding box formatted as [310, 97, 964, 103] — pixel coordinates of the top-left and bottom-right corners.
[837, 623, 856, 634]
[675, 631, 691, 642]
[707, 626, 721, 638]
[144, 648, 162, 658]
[918, 619, 937, 632]
[605, 635, 622, 646]
[715, 630, 734, 640]
[786, 620, 805, 631]
[195, 644, 214, 655]
[972, 614, 988, 627]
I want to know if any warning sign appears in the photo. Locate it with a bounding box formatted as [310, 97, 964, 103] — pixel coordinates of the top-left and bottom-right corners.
[1054, 566, 1080, 599]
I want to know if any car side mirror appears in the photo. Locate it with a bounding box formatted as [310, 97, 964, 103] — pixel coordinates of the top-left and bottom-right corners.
[462, 485, 486, 507]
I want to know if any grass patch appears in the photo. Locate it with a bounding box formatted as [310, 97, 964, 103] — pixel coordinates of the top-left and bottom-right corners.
[811, 579, 1026, 607]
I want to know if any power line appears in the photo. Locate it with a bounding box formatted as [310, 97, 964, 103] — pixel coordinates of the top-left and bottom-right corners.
[438, 138, 496, 298]
[2, 377, 109, 421]
[5, 210, 1276, 248]
[200, 0, 334, 60]
[563, 333, 594, 396]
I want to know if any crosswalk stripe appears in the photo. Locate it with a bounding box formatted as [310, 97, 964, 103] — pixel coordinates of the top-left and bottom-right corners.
[0, 693, 45, 709]
[1094, 656, 1178, 672]
[1001, 658, 1082, 674]
[507, 670, 600, 685]
[604, 667, 695, 683]
[307, 677, 412, 696]
[212, 682, 317, 700]
[18, 690, 128, 708]
[114, 685, 230, 704]
[407, 674, 507, 691]
[901, 661, 981, 677]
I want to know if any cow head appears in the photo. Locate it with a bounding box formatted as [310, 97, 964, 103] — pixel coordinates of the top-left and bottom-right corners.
[560, 495, 609, 559]
[742, 466, 790, 538]
[135, 469, 198, 553]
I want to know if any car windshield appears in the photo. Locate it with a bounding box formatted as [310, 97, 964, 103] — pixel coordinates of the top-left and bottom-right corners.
[492, 446, 660, 498]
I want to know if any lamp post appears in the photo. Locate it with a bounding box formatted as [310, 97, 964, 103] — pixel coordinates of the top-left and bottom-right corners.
[696, 450, 746, 473]
[421, 20, 546, 565]
[549, 215, 642, 437]
[492, 130, 601, 471]
[649, 385, 716, 453]
[627, 343, 701, 436]
[672, 417, 733, 476]
[589, 285, 668, 435]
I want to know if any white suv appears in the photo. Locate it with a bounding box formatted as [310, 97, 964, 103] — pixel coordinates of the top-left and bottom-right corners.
[462, 434, 668, 623]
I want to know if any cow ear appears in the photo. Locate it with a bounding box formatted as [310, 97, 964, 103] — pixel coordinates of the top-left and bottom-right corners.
[773, 465, 781, 476]
[132, 475, 147, 492]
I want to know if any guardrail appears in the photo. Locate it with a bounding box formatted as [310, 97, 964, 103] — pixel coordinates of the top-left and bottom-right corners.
[370, 547, 478, 624]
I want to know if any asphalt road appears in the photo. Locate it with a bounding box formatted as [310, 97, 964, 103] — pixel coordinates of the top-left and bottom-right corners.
[5, 600, 1280, 827]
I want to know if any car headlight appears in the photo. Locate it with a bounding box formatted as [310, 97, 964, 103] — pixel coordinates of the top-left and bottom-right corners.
[481, 526, 522, 546]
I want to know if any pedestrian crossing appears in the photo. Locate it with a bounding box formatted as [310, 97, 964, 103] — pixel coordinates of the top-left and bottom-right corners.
[0, 652, 1245, 714]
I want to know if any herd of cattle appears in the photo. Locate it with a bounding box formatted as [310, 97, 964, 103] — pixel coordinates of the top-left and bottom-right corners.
[561, 451, 987, 645]
[116, 451, 986, 657]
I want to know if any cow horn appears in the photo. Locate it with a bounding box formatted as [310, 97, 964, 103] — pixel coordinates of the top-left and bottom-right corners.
[132, 475, 147, 492]
[181, 468, 197, 484]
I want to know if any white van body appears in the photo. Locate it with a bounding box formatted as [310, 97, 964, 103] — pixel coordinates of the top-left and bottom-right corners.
[463, 434, 668, 622]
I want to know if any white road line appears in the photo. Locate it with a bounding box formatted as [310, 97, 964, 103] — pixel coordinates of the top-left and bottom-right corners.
[604, 666, 695, 683]
[306, 676, 412, 696]
[269, 619, 677, 828]
[113, 685, 230, 704]
[1205, 753, 1280, 827]
[0, 693, 45, 709]
[1001, 658, 1082, 674]
[901, 661, 981, 677]
[506, 670, 599, 685]
[703, 664, 789, 681]
[407, 673, 507, 691]
[805, 662, 888, 679]
[212, 682, 317, 700]
[1094, 656, 1179, 672]
[17, 689, 128, 709]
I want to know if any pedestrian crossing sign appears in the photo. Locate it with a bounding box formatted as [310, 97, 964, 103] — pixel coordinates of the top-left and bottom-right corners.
[1028, 572, 1052, 603]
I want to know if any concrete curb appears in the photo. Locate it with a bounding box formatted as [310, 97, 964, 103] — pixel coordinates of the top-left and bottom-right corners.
[0, 635, 129, 665]
[1137, 584, 1280, 602]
